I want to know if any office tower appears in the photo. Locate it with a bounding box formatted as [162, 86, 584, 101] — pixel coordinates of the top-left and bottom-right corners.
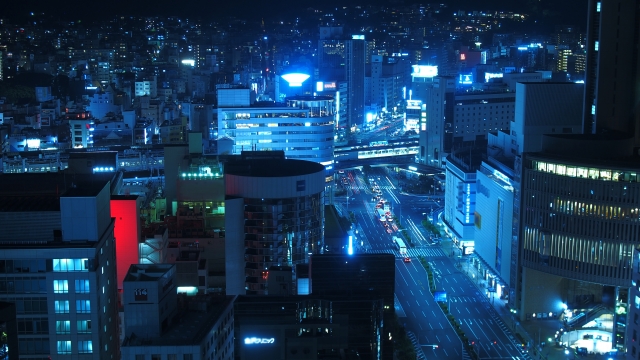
[121, 264, 235, 360]
[418, 76, 456, 167]
[583, 0, 640, 141]
[224, 153, 326, 295]
[217, 89, 335, 170]
[519, 138, 639, 351]
[345, 36, 366, 130]
[0, 174, 119, 359]
[234, 253, 393, 360]
[310, 253, 395, 360]
[417, 76, 515, 167]
[234, 295, 383, 360]
[556, 49, 572, 72]
[370, 55, 411, 112]
[318, 27, 345, 82]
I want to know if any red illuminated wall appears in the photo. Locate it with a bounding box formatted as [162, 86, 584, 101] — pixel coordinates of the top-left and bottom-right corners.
[111, 198, 141, 291]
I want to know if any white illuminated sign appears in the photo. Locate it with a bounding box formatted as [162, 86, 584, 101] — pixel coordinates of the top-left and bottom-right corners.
[244, 337, 275, 345]
[181, 59, 195, 67]
[411, 65, 438, 78]
[484, 73, 503, 82]
[282, 73, 310, 87]
[316, 82, 324, 92]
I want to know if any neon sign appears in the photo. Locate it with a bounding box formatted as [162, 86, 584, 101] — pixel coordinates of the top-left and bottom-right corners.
[245, 337, 275, 344]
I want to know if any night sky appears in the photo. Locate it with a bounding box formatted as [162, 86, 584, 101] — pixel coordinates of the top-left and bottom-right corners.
[5, 0, 586, 26]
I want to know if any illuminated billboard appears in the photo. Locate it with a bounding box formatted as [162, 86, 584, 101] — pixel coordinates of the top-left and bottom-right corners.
[323, 82, 336, 90]
[282, 73, 310, 87]
[485, 73, 503, 82]
[459, 74, 473, 84]
[316, 81, 337, 92]
[411, 65, 438, 78]
[181, 59, 195, 67]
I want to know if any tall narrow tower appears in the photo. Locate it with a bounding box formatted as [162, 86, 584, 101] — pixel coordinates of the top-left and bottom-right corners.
[345, 35, 366, 130]
[582, 0, 640, 143]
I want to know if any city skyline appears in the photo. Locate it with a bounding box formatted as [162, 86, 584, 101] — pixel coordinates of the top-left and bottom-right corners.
[5, 0, 587, 25]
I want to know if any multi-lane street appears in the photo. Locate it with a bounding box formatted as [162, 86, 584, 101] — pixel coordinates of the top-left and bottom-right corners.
[337, 167, 530, 360]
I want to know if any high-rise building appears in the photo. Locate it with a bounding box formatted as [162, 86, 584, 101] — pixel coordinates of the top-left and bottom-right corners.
[556, 49, 572, 72]
[582, 0, 640, 141]
[318, 27, 345, 81]
[224, 153, 326, 295]
[369, 55, 411, 112]
[345, 36, 366, 130]
[0, 174, 119, 359]
[417, 76, 515, 167]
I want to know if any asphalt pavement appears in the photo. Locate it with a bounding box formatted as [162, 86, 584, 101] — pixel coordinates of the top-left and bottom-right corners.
[340, 167, 532, 360]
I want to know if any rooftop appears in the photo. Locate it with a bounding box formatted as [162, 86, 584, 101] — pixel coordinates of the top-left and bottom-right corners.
[124, 264, 175, 282]
[225, 157, 325, 177]
[123, 295, 235, 347]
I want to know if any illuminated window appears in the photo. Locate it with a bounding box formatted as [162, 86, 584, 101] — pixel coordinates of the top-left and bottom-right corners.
[75, 279, 90, 293]
[76, 300, 91, 314]
[77, 320, 91, 333]
[594, 41, 599, 51]
[54, 300, 69, 314]
[78, 340, 93, 353]
[56, 320, 70, 334]
[57, 341, 72, 354]
[53, 259, 89, 272]
[53, 280, 68, 293]
[596, 2, 601, 11]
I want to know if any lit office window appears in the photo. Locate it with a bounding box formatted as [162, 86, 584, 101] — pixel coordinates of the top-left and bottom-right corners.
[56, 321, 70, 334]
[596, 2, 601, 11]
[54, 301, 69, 314]
[76, 300, 91, 314]
[53, 280, 68, 293]
[77, 320, 92, 333]
[75, 279, 90, 293]
[53, 259, 89, 272]
[57, 341, 72, 354]
[78, 340, 93, 354]
[594, 41, 599, 51]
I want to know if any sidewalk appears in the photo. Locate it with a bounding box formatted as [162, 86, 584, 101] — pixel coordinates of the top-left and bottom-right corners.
[438, 238, 624, 360]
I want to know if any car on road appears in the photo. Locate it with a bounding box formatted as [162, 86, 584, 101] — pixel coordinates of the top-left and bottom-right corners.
[403, 257, 411, 263]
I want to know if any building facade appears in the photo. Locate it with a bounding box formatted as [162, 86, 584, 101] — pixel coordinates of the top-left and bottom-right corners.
[217, 90, 335, 170]
[224, 155, 326, 296]
[0, 176, 119, 359]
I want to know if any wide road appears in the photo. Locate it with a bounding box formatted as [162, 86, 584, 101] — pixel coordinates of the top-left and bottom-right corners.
[338, 168, 530, 360]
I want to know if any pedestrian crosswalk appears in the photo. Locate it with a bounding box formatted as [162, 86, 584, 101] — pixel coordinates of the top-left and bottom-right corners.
[367, 247, 446, 258]
[406, 331, 427, 360]
[344, 184, 395, 192]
